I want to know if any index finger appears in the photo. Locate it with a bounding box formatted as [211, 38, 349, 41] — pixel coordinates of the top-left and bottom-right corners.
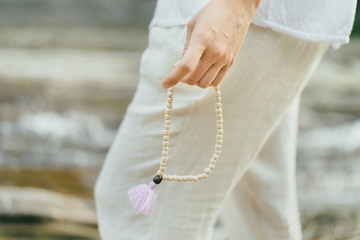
[162, 43, 204, 89]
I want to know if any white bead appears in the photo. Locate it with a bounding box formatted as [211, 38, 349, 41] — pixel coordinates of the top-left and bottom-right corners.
[157, 170, 162, 175]
[157, 85, 223, 183]
[210, 159, 217, 165]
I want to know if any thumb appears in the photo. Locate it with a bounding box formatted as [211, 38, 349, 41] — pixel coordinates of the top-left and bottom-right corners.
[172, 26, 192, 70]
[172, 24, 192, 69]
[161, 25, 197, 89]
[181, 24, 193, 58]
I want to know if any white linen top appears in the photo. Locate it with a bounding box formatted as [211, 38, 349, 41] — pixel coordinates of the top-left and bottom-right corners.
[148, 0, 357, 49]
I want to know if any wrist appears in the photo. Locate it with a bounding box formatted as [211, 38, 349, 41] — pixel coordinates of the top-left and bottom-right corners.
[222, 0, 262, 20]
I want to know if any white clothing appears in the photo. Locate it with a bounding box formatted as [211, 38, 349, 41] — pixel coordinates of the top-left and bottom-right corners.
[94, 23, 330, 240]
[148, 0, 357, 49]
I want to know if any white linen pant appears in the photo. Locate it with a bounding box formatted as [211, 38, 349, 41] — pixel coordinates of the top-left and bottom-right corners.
[94, 23, 329, 240]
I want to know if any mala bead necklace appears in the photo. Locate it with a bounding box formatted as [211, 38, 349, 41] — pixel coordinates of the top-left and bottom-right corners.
[127, 85, 223, 216]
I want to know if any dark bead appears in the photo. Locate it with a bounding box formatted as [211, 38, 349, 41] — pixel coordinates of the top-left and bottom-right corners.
[153, 175, 163, 184]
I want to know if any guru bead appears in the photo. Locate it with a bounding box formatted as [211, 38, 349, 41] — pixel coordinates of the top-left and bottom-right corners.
[153, 175, 163, 184]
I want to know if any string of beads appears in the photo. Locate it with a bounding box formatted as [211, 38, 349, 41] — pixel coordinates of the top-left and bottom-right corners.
[155, 85, 223, 182]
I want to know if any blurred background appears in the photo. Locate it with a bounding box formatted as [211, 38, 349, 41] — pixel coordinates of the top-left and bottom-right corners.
[0, 0, 359, 239]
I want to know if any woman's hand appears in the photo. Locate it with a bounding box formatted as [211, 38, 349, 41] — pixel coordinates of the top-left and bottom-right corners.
[162, 0, 261, 89]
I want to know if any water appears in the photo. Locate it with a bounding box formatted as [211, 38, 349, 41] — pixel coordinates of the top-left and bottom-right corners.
[0, 0, 359, 238]
[0, 47, 359, 239]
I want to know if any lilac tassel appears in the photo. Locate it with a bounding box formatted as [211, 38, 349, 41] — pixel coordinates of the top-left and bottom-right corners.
[127, 181, 157, 216]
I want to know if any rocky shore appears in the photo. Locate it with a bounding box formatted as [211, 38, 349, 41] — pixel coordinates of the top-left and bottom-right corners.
[0, 0, 359, 239]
